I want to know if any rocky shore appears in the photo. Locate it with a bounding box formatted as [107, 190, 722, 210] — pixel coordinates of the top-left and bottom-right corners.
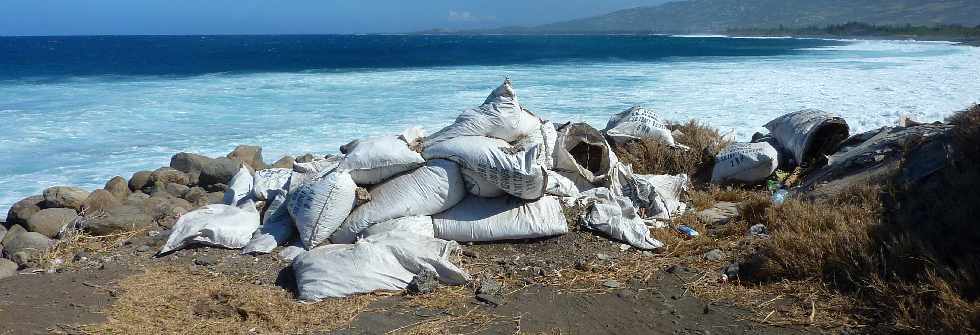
[1, 82, 977, 334]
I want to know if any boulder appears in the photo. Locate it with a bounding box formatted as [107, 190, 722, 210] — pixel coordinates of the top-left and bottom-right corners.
[206, 192, 225, 205]
[42, 186, 89, 211]
[271, 155, 295, 169]
[0, 258, 17, 280]
[295, 153, 317, 163]
[2, 231, 54, 266]
[2, 224, 26, 246]
[165, 183, 191, 198]
[227, 145, 267, 170]
[86, 205, 155, 236]
[170, 153, 239, 187]
[183, 187, 209, 207]
[0, 225, 6, 244]
[81, 189, 122, 214]
[28, 208, 79, 238]
[125, 192, 150, 205]
[129, 171, 153, 192]
[104, 176, 131, 200]
[6, 195, 43, 227]
[150, 167, 190, 186]
[143, 195, 192, 229]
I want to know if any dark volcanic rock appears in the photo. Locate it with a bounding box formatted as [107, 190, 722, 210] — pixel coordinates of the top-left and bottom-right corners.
[27, 208, 78, 238]
[86, 205, 155, 236]
[3, 231, 54, 266]
[183, 187, 209, 207]
[150, 167, 190, 186]
[2, 224, 26, 246]
[42, 186, 89, 211]
[407, 269, 439, 295]
[0, 258, 17, 279]
[227, 145, 267, 170]
[170, 153, 240, 187]
[104, 176, 131, 200]
[81, 189, 121, 214]
[271, 155, 295, 169]
[6, 195, 43, 228]
[129, 171, 153, 192]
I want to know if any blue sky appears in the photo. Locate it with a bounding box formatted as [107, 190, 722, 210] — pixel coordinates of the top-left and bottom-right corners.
[0, 0, 670, 36]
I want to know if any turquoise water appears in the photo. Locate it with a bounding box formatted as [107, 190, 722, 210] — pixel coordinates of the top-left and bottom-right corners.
[1, 36, 978, 213]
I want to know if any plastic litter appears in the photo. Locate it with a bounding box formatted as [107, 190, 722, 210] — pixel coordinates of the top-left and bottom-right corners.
[339, 133, 426, 185]
[771, 189, 790, 205]
[292, 232, 470, 301]
[433, 196, 568, 242]
[331, 159, 466, 244]
[424, 80, 541, 147]
[223, 165, 255, 208]
[252, 168, 292, 201]
[159, 201, 261, 255]
[423, 136, 546, 200]
[242, 189, 296, 254]
[288, 170, 358, 249]
[579, 188, 664, 250]
[676, 225, 700, 238]
[711, 142, 779, 184]
[362, 216, 435, 238]
[764, 109, 849, 166]
[604, 106, 677, 146]
[553, 123, 619, 185]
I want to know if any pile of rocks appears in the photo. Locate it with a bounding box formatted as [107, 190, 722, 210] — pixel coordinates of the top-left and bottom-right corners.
[0, 145, 303, 278]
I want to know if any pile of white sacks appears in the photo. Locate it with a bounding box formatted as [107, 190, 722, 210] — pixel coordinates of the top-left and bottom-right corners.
[157, 80, 702, 300]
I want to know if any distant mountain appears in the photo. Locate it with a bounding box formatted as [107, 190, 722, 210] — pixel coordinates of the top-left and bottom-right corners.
[483, 0, 980, 34]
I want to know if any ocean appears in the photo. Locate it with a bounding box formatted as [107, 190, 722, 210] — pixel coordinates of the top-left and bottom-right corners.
[1, 35, 978, 213]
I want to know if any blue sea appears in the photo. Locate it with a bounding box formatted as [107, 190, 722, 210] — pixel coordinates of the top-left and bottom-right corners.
[1, 35, 978, 213]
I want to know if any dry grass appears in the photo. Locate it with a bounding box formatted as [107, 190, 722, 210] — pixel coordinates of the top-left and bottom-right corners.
[718, 105, 980, 333]
[85, 265, 382, 335]
[614, 120, 730, 182]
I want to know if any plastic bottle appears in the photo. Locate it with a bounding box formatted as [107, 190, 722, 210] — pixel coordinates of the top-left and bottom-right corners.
[772, 189, 790, 206]
[676, 225, 700, 238]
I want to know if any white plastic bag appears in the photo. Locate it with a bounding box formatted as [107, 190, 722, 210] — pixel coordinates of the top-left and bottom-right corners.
[252, 168, 292, 201]
[433, 196, 568, 242]
[604, 106, 676, 146]
[289, 156, 343, 193]
[361, 216, 434, 238]
[764, 109, 849, 165]
[331, 159, 466, 244]
[223, 165, 255, 208]
[553, 123, 619, 185]
[424, 81, 541, 147]
[633, 173, 689, 220]
[293, 232, 469, 300]
[423, 136, 546, 200]
[545, 170, 580, 197]
[159, 202, 261, 254]
[608, 163, 688, 219]
[288, 171, 357, 249]
[579, 188, 663, 250]
[711, 142, 779, 184]
[339, 134, 426, 185]
[242, 190, 296, 254]
[520, 122, 559, 169]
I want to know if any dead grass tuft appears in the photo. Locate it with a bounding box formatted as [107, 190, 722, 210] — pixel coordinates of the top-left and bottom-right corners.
[85, 265, 381, 335]
[614, 120, 730, 182]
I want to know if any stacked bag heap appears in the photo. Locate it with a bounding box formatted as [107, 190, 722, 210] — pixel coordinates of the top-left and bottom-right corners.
[151, 80, 848, 300]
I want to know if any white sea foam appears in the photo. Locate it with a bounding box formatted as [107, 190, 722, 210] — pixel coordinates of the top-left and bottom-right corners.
[1, 40, 978, 213]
